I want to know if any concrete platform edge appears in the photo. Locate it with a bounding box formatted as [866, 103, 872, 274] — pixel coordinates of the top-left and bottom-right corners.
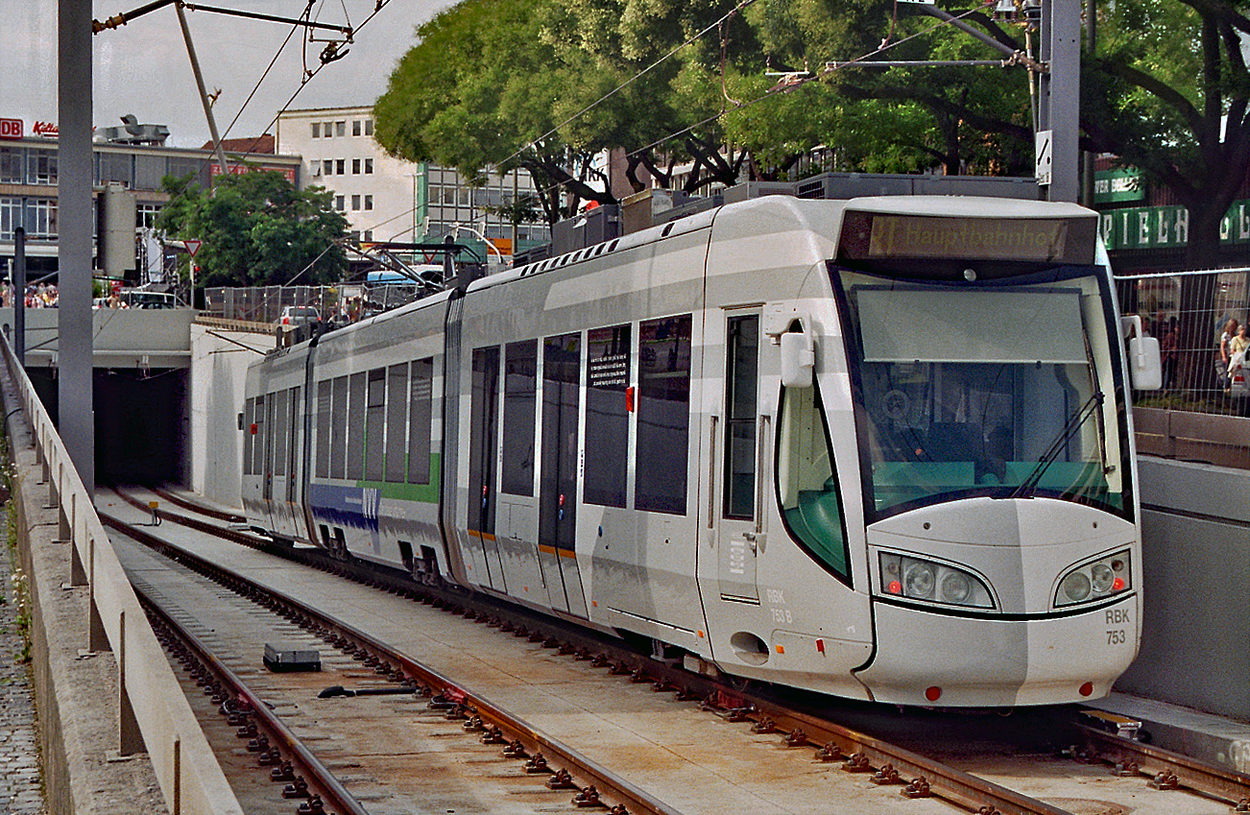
[1, 369, 167, 814]
[1089, 691, 1250, 774]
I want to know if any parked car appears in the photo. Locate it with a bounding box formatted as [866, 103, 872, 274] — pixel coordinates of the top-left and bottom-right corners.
[277, 305, 321, 327]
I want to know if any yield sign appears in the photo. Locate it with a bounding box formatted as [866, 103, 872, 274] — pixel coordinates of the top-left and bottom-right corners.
[185, 239, 202, 257]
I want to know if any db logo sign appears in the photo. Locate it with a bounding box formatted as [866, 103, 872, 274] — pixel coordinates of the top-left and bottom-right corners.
[0, 118, 22, 140]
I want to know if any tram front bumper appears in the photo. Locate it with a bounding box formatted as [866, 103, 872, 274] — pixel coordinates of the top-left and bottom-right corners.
[854, 594, 1139, 707]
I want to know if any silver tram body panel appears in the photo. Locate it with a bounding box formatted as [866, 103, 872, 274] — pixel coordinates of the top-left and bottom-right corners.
[242, 194, 1143, 707]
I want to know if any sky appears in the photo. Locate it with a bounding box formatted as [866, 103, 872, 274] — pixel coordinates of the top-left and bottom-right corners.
[2, 0, 455, 148]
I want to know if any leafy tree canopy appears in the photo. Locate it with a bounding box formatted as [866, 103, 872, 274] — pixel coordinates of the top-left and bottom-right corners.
[155, 169, 350, 288]
[375, 0, 1040, 217]
[375, 0, 1250, 271]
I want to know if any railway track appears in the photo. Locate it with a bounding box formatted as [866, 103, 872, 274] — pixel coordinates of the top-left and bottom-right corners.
[103, 487, 1250, 815]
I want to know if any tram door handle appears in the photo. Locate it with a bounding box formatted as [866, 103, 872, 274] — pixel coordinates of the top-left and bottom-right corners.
[707, 415, 718, 529]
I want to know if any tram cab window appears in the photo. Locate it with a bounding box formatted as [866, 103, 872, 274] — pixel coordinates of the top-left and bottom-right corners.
[838, 270, 1128, 520]
[776, 380, 850, 580]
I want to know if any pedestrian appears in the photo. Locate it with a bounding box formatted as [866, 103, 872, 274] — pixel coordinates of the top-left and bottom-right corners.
[1219, 318, 1240, 389]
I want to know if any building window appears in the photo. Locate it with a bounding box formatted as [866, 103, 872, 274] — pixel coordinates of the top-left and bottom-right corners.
[335, 195, 345, 212]
[363, 230, 373, 241]
[364, 195, 373, 211]
[365, 119, 373, 136]
[137, 203, 163, 229]
[0, 148, 23, 184]
[0, 197, 21, 240]
[335, 121, 346, 137]
[336, 159, 345, 175]
[27, 152, 57, 185]
[311, 122, 321, 138]
[351, 194, 361, 211]
[24, 199, 58, 240]
[364, 158, 373, 174]
[352, 120, 362, 136]
[352, 158, 361, 174]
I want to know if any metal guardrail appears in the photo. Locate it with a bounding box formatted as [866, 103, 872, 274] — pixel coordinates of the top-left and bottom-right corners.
[0, 331, 243, 815]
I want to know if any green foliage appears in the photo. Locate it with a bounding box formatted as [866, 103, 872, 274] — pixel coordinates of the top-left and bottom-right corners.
[155, 169, 350, 288]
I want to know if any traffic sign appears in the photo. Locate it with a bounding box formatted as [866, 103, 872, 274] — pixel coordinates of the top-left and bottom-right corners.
[185, 239, 202, 257]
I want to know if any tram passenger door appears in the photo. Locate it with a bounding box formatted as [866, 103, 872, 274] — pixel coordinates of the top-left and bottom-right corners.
[468, 347, 504, 589]
[711, 311, 763, 602]
[538, 332, 588, 617]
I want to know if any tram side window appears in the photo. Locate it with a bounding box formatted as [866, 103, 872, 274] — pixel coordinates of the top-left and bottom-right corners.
[724, 315, 759, 520]
[364, 369, 386, 481]
[585, 324, 630, 508]
[347, 372, 367, 480]
[384, 365, 408, 483]
[316, 381, 331, 479]
[636, 314, 692, 515]
[502, 340, 537, 496]
[243, 397, 255, 476]
[777, 381, 850, 581]
[469, 347, 501, 534]
[331, 376, 348, 479]
[408, 358, 433, 485]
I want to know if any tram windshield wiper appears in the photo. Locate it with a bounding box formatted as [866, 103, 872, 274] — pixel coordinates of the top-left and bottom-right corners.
[1009, 391, 1105, 500]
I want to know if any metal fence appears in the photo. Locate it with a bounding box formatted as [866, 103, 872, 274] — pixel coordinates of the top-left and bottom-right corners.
[1115, 267, 1250, 418]
[202, 283, 426, 325]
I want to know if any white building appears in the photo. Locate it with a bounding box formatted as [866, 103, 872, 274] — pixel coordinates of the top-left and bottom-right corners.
[275, 106, 549, 259]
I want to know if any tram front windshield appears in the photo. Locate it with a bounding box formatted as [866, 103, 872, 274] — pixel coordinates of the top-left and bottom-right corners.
[837, 267, 1130, 522]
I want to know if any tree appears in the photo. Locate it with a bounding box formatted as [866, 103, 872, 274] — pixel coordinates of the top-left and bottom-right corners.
[155, 169, 350, 289]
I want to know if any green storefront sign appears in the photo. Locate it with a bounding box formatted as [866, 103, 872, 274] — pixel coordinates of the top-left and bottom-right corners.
[1100, 200, 1250, 251]
[1093, 168, 1145, 204]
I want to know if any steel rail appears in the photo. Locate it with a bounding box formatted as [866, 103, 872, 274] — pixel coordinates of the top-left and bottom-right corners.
[150, 486, 246, 524]
[134, 580, 370, 815]
[725, 699, 1075, 815]
[102, 507, 683, 815]
[1074, 722, 1250, 806]
[112, 489, 1081, 815]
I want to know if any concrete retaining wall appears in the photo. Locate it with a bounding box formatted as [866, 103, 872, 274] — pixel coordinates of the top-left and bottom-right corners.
[188, 321, 274, 507]
[1116, 456, 1250, 720]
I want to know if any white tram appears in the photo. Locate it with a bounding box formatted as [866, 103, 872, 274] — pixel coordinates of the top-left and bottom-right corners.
[242, 194, 1159, 707]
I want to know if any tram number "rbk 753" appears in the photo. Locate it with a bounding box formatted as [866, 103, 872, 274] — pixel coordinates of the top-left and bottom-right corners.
[1105, 608, 1130, 645]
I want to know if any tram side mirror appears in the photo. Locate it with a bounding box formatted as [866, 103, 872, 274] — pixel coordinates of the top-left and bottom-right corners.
[781, 332, 815, 389]
[1121, 315, 1162, 390]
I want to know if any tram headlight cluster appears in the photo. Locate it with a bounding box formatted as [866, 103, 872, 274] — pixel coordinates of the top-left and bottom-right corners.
[1054, 550, 1131, 607]
[878, 553, 994, 609]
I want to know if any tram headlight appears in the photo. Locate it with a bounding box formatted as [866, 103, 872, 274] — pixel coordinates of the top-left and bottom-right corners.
[903, 562, 935, 599]
[1054, 550, 1132, 608]
[878, 553, 994, 609]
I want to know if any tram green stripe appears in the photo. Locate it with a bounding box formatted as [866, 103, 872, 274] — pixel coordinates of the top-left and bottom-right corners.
[357, 454, 441, 503]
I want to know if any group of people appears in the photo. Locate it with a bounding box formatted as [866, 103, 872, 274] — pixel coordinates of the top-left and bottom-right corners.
[0, 281, 58, 308]
[1220, 317, 1249, 388]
